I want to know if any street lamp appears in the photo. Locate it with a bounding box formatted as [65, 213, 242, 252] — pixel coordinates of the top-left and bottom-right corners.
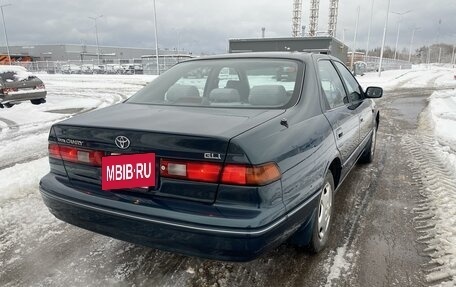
[153, 0, 160, 75]
[365, 0, 375, 57]
[408, 26, 420, 62]
[392, 10, 412, 60]
[0, 4, 12, 65]
[88, 15, 103, 65]
[378, 0, 391, 77]
[350, 6, 361, 71]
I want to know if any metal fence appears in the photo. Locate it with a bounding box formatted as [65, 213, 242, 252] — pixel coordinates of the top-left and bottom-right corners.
[17, 56, 190, 75]
[16, 54, 412, 76]
[363, 56, 412, 72]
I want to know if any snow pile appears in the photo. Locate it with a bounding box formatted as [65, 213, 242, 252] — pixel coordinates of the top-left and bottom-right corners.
[428, 90, 456, 156]
[357, 66, 456, 91]
[406, 89, 456, 286]
[0, 158, 49, 202]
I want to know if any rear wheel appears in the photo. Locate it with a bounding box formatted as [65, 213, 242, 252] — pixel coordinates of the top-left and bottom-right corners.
[31, 98, 46, 105]
[359, 127, 377, 164]
[308, 170, 334, 253]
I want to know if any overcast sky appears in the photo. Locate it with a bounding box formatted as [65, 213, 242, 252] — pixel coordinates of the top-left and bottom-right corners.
[2, 0, 455, 54]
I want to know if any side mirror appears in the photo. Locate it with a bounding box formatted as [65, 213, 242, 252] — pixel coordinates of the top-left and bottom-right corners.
[365, 86, 383, 98]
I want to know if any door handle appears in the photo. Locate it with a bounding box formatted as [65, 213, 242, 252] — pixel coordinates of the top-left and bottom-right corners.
[360, 117, 364, 122]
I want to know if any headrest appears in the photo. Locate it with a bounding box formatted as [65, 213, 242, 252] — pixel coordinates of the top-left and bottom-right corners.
[249, 85, 287, 106]
[166, 85, 200, 102]
[225, 80, 241, 89]
[209, 88, 241, 103]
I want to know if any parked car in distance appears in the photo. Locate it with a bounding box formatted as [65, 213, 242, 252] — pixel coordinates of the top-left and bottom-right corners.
[106, 64, 124, 74]
[121, 64, 143, 74]
[39, 52, 383, 261]
[0, 65, 47, 108]
[60, 64, 82, 74]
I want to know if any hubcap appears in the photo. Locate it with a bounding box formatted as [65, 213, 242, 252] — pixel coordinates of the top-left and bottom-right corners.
[317, 182, 333, 240]
[371, 128, 377, 157]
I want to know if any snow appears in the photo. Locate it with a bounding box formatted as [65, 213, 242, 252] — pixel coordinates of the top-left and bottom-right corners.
[0, 158, 49, 203]
[419, 89, 456, 286]
[359, 66, 456, 286]
[0, 68, 456, 285]
[324, 245, 354, 287]
[357, 65, 455, 91]
[0, 65, 35, 81]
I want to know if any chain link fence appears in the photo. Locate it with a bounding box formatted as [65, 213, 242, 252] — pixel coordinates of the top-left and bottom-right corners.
[17, 56, 191, 75]
[16, 54, 412, 76]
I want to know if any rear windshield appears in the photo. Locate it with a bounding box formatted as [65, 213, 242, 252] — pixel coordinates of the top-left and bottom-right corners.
[127, 58, 303, 109]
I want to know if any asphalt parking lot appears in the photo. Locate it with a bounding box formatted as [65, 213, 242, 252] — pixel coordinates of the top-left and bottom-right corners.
[0, 75, 450, 286]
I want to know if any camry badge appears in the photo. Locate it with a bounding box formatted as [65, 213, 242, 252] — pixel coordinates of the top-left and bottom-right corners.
[115, 136, 130, 149]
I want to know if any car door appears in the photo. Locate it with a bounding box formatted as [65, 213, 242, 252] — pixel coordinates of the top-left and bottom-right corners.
[333, 61, 374, 146]
[317, 60, 360, 165]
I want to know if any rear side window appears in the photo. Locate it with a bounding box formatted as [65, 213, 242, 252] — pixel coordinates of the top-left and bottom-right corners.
[0, 71, 16, 82]
[318, 60, 348, 109]
[333, 61, 363, 102]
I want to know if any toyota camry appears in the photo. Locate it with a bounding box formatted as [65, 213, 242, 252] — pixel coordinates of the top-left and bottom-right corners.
[39, 52, 382, 261]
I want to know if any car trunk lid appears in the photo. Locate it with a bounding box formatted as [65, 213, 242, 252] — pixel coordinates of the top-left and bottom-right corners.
[50, 103, 285, 202]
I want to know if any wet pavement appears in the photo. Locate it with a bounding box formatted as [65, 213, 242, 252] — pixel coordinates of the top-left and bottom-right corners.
[0, 86, 446, 287]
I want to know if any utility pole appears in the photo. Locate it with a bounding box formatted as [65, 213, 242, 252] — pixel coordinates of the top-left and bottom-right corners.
[350, 6, 360, 72]
[408, 27, 420, 62]
[378, 0, 391, 77]
[451, 44, 455, 66]
[153, 0, 160, 75]
[392, 10, 412, 60]
[88, 15, 103, 65]
[0, 4, 12, 65]
[365, 0, 374, 57]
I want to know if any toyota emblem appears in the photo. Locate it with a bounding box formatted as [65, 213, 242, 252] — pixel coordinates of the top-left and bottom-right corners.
[115, 136, 130, 149]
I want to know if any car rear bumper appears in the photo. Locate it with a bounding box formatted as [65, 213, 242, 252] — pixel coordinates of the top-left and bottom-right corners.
[39, 173, 319, 261]
[0, 90, 47, 103]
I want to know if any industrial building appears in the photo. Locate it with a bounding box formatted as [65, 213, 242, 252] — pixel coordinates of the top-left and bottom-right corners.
[229, 37, 348, 63]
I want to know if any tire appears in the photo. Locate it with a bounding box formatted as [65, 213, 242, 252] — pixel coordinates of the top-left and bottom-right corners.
[359, 127, 377, 164]
[31, 98, 46, 105]
[308, 170, 335, 253]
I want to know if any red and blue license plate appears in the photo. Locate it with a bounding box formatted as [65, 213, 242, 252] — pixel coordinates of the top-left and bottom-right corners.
[102, 153, 156, 191]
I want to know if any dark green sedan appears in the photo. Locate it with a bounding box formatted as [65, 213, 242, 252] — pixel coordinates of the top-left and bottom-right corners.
[39, 52, 382, 261]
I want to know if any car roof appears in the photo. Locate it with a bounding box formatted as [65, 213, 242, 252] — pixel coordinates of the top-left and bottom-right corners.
[0, 65, 28, 72]
[187, 52, 317, 62]
[183, 52, 340, 65]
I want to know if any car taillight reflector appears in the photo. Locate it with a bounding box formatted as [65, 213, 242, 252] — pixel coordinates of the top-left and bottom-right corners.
[36, 84, 45, 89]
[221, 162, 281, 186]
[48, 143, 103, 166]
[160, 159, 222, 183]
[1, 88, 17, 94]
[160, 159, 281, 186]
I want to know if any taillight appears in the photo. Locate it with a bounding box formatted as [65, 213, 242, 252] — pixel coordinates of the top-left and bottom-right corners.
[36, 84, 45, 89]
[48, 143, 104, 166]
[160, 159, 281, 186]
[1, 88, 17, 94]
[221, 163, 281, 186]
[160, 159, 222, 183]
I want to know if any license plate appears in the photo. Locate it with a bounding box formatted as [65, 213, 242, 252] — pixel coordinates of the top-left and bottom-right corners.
[102, 153, 156, 191]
